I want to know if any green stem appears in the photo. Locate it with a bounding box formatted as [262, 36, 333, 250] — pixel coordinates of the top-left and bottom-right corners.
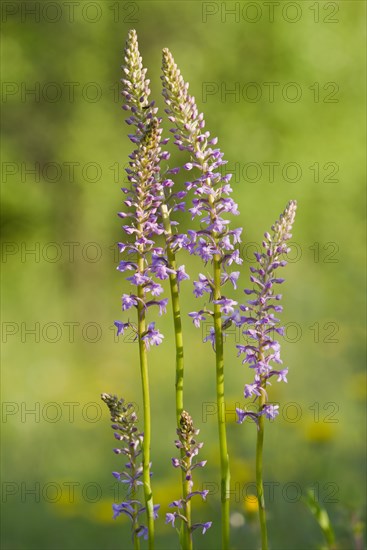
[137, 263, 154, 550]
[256, 391, 268, 550]
[131, 458, 140, 550]
[182, 464, 193, 550]
[160, 203, 184, 424]
[160, 203, 192, 550]
[213, 254, 230, 550]
[133, 504, 141, 550]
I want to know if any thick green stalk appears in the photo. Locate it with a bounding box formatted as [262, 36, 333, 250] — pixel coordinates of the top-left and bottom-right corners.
[137, 256, 155, 550]
[160, 203, 192, 550]
[160, 204, 184, 424]
[213, 254, 230, 550]
[204, 180, 230, 548]
[256, 390, 268, 550]
[182, 458, 193, 550]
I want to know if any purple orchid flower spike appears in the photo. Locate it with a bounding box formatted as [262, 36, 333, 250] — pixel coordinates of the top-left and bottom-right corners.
[161, 47, 243, 328]
[166, 411, 211, 546]
[236, 200, 297, 425]
[101, 393, 160, 545]
[116, 30, 175, 342]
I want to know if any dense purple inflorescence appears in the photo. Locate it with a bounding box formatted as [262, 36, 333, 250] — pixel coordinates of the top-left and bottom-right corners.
[161, 48, 242, 335]
[166, 411, 212, 536]
[235, 200, 297, 424]
[101, 393, 160, 540]
[114, 30, 167, 342]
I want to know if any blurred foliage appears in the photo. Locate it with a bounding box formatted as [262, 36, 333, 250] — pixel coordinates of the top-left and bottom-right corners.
[1, 1, 366, 549]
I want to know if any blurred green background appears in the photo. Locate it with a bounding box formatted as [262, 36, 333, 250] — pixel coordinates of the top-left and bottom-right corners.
[1, 1, 366, 549]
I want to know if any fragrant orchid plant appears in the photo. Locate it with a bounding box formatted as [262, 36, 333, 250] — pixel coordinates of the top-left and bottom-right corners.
[166, 410, 212, 549]
[101, 393, 160, 548]
[102, 29, 297, 550]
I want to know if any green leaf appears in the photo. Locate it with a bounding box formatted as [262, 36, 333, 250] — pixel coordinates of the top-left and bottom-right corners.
[304, 488, 336, 549]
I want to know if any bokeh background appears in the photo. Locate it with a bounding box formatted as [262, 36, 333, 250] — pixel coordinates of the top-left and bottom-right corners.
[1, 1, 366, 549]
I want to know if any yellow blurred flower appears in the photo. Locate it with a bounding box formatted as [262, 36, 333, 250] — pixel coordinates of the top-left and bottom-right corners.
[243, 494, 258, 514]
[304, 423, 336, 443]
